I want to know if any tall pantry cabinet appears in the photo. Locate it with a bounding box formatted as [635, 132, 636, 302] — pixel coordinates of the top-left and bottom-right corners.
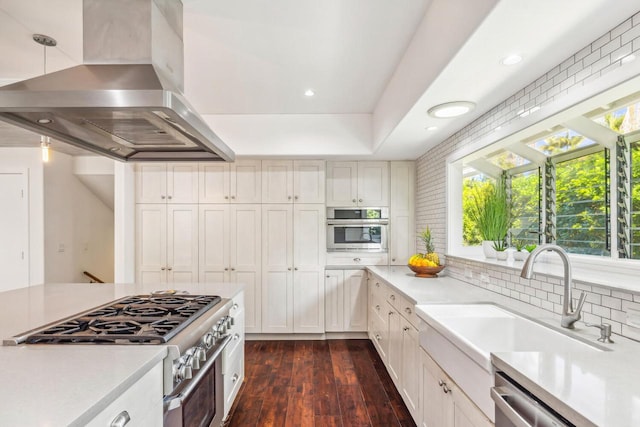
[135, 164, 199, 284]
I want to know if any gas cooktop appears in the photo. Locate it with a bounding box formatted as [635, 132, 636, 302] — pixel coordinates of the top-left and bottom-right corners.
[20, 294, 221, 345]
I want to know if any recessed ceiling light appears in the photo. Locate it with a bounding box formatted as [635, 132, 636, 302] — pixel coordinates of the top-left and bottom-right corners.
[501, 54, 523, 66]
[425, 126, 438, 131]
[427, 101, 475, 118]
[304, 89, 315, 97]
[494, 126, 502, 131]
[37, 118, 52, 124]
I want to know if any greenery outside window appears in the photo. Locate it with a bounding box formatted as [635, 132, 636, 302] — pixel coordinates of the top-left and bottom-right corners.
[509, 169, 541, 246]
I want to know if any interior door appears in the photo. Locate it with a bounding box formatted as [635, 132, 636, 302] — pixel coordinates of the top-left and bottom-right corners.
[0, 171, 29, 290]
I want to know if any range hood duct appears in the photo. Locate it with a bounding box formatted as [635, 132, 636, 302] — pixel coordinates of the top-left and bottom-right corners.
[0, 0, 234, 162]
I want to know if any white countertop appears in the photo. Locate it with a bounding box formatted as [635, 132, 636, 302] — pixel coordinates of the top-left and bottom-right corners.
[368, 266, 640, 427]
[0, 281, 243, 426]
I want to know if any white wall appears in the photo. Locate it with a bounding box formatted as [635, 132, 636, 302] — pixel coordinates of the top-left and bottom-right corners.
[0, 148, 44, 285]
[44, 151, 114, 283]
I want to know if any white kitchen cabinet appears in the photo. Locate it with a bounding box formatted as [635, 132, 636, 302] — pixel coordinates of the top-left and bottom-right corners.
[86, 361, 163, 427]
[199, 160, 262, 203]
[367, 273, 421, 424]
[326, 161, 389, 207]
[325, 251, 389, 266]
[421, 349, 492, 427]
[389, 161, 416, 265]
[136, 204, 198, 284]
[136, 163, 199, 204]
[261, 204, 324, 333]
[262, 160, 325, 203]
[324, 269, 368, 332]
[199, 204, 262, 333]
[223, 292, 245, 419]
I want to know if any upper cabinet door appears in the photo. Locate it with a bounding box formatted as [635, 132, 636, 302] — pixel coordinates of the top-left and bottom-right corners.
[167, 163, 199, 204]
[262, 160, 294, 203]
[293, 160, 325, 203]
[358, 161, 389, 206]
[326, 161, 358, 206]
[199, 163, 230, 203]
[232, 160, 262, 203]
[136, 164, 167, 203]
[389, 161, 415, 265]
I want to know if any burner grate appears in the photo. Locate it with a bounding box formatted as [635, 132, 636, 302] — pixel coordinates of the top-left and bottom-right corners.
[24, 294, 222, 344]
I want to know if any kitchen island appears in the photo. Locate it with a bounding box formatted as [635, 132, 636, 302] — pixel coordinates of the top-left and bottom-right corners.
[367, 265, 640, 427]
[0, 281, 243, 426]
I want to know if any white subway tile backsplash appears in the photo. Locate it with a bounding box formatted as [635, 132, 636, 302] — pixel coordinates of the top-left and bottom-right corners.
[416, 11, 640, 340]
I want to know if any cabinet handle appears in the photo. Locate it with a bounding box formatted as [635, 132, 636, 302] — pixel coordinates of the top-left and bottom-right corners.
[443, 384, 451, 394]
[232, 373, 239, 383]
[161, 195, 166, 200]
[438, 380, 444, 386]
[225, 196, 229, 200]
[352, 198, 357, 203]
[224, 267, 229, 271]
[161, 267, 166, 271]
[375, 305, 380, 311]
[392, 258, 396, 262]
[388, 311, 394, 316]
[359, 199, 363, 202]
[233, 333, 240, 340]
[326, 275, 330, 278]
[376, 282, 380, 288]
[110, 410, 131, 427]
[167, 267, 173, 271]
[405, 307, 412, 315]
[294, 196, 299, 200]
[403, 327, 410, 332]
[288, 196, 292, 200]
[168, 195, 172, 200]
[231, 267, 235, 271]
[375, 334, 381, 341]
[294, 267, 298, 271]
[288, 267, 292, 271]
[231, 195, 236, 200]
[390, 295, 396, 301]
[232, 303, 239, 310]
[353, 257, 361, 262]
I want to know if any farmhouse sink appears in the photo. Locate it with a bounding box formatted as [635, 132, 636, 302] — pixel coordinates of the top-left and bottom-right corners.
[416, 303, 607, 421]
[417, 303, 605, 372]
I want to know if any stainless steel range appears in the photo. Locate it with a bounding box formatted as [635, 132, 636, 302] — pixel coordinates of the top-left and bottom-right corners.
[5, 293, 236, 427]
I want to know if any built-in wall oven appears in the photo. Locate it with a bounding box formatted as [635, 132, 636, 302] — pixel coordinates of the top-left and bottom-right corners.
[326, 207, 389, 252]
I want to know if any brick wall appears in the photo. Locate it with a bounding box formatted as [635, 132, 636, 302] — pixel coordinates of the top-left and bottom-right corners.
[416, 11, 640, 339]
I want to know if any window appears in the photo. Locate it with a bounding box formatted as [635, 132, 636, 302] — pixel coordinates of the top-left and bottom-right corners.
[509, 169, 540, 245]
[462, 172, 494, 246]
[631, 141, 640, 258]
[555, 150, 609, 256]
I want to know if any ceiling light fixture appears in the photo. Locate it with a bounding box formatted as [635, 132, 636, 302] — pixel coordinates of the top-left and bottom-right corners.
[501, 54, 523, 66]
[427, 101, 475, 118]
[426, 126, 438, 131]
[304, 89, 315, 97]
[34, 34, 57, 164]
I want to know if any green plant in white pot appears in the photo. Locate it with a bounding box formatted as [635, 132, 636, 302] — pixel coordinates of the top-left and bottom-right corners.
[492, 240, 509, 260]
[512, 238, 528, 261]
[467, 178, 511, 259]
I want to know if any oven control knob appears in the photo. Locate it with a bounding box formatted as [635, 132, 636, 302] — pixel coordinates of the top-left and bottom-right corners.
[185, 349, 200, 370]
[203, 332, 215, 349]
[180, 361, 193, 380]
[225, 316, 233, 328]
[195, 346, 206, 363]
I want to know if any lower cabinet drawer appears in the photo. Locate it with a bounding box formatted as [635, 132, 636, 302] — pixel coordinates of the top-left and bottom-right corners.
[369, 314, 388, 361]
[87, 362, 163, 427]
[224, 343, 245, 416]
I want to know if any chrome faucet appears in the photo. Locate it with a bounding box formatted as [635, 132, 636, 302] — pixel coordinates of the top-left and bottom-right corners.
[520, 244, 587, 329]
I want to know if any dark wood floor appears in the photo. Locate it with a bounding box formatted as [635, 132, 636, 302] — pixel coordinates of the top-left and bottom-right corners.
[226, 339, 417, 427]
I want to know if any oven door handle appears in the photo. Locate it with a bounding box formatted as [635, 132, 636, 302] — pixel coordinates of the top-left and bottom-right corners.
[327, 219, 389, 225]
[164, 334, 233, 411]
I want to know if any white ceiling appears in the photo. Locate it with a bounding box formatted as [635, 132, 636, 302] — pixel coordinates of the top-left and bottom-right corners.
[0, 0, 639, 160]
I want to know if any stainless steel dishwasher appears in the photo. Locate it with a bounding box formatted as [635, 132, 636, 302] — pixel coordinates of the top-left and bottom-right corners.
[492, 372, 575, 427]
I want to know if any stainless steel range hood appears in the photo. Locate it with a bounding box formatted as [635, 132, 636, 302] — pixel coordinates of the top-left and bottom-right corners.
[0, 0, 235, 162]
